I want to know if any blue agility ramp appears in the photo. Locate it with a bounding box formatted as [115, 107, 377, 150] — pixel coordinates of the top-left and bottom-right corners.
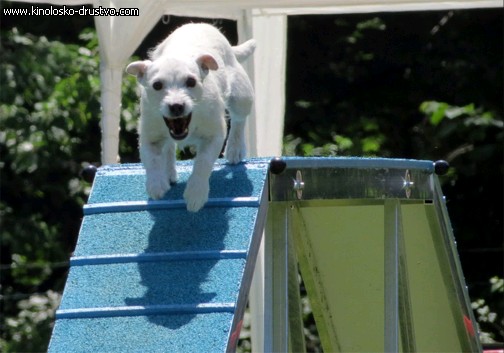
[49, 160, 270, 353]
[49, 157, 482, 353]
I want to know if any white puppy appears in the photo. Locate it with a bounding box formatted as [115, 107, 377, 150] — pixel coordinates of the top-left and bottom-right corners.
[126, 23, 255, 212]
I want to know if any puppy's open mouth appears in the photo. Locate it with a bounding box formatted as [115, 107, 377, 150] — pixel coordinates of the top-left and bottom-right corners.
[163, 114, 192, 140]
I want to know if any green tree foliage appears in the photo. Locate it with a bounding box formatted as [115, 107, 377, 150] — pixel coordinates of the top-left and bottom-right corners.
[472, 276, 504, 344]
[285, 11, 502, 158]
[0, 28, 139, 352]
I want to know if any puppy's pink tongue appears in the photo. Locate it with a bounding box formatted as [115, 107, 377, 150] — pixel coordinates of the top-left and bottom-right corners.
[163, 115, 191, 140]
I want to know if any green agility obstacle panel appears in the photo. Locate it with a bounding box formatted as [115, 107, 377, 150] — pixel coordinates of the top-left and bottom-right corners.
[48, 160, 269, 353]
[266, 158, 481, 353]
[49, 157, 482, 353]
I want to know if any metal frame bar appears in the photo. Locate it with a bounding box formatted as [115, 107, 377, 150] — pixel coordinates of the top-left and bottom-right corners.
[384, 199, 401, 353]
[429, 177, 482, 352]
[263, 202, 307, 352]
[266, 203, 290, 351]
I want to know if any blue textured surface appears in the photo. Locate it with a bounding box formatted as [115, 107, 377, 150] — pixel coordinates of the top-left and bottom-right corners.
[50, 314, 233, 353]
[74, 208, 260, 256]
[88, 160, 268, 204]
[58, 260, 246, 310]
[49, 159, 270, 353]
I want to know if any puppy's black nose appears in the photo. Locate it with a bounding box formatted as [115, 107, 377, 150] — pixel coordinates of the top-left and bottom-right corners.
[169, 103, 185, 117]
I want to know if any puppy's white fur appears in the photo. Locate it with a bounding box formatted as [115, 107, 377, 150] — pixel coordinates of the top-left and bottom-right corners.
[126, 23, 255, 212]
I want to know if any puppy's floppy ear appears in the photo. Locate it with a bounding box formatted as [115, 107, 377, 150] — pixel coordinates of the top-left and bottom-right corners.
[197, 54, 218, 72]
[125, 60, 152, 80]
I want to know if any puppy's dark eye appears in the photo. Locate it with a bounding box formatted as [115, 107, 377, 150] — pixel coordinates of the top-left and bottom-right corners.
[186, 77, 197, 88]
[152, 81, 163, 91]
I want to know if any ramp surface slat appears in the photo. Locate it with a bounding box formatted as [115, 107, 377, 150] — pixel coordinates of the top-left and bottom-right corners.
[70, 250, 248, 266]
[83, 196, 261, 215]
[57, 303, 236, 319]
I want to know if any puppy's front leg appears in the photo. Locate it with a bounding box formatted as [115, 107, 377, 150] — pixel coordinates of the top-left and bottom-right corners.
[225, 72, 254, 164]
[184, 138, 223, 212]
[225, 118, 247, 164]
[141, 140, 176, 199]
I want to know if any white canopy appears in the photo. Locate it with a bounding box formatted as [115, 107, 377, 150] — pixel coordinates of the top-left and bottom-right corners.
[8, 0, 502, 163]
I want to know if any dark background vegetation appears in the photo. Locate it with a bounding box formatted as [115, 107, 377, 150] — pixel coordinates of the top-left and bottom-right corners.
[1, 2, 502, 351]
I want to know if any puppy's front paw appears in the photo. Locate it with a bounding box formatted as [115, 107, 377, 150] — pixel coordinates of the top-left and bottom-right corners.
[168, 169, 178, 185]
[146, 173, 170, 199]
[225, 141, 246, 165]
[183, 177, 209, 212]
